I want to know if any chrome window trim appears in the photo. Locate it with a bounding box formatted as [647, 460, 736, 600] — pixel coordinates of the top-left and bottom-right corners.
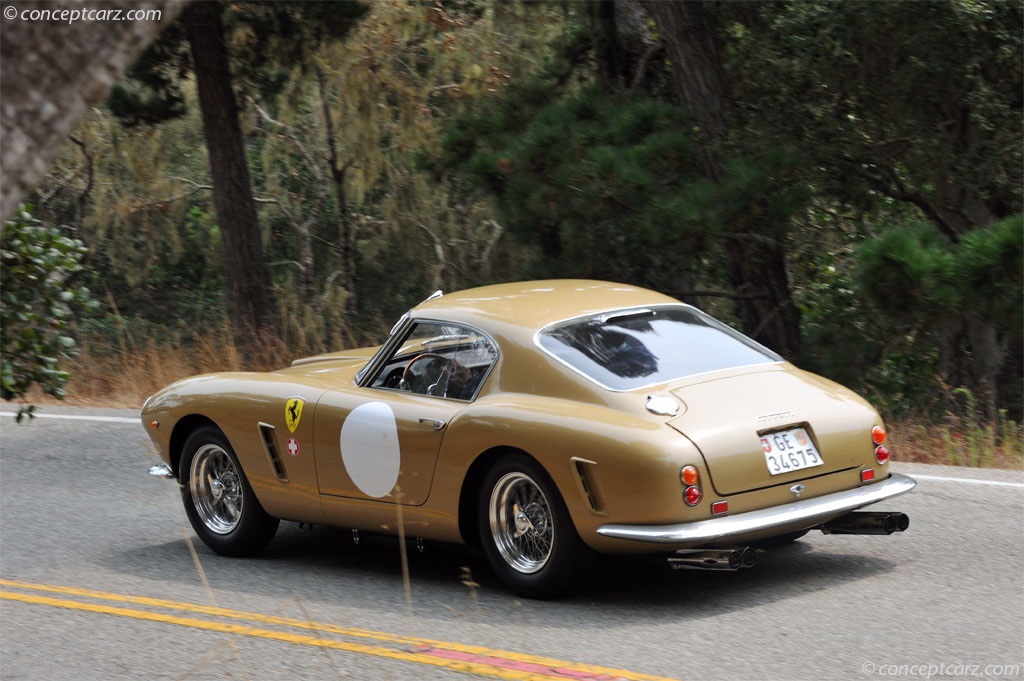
[355, 314, 415, 386]
[533, 303, 783, 393]
[360, 317, 501, 403]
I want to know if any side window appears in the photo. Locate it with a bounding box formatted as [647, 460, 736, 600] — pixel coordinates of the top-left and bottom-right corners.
[369, 321, 498, 400]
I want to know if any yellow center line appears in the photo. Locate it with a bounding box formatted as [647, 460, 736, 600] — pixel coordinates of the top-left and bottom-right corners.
[0, 579, 679, 681]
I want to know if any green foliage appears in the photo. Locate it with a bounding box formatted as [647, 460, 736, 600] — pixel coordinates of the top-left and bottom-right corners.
[849, 214, 1024, 417]
[722, 0, 1022, 223]
[856, 215, 1023, 325]
[24, 0, 1023, 425]
[107, 27, 190, 127]
[109, 1, 369, 127]
[794, 221, 945, 418]
[0, 206, 97, 402]
[855, 222, 958, 317]
[223, 1, 368, 97]
[956, 214, 1024, 331]
[441, 81, 805, 292]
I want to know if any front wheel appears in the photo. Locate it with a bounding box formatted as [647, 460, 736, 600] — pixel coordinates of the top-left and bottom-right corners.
[478, 453, 593, 598]
[180, 425, 278, 556]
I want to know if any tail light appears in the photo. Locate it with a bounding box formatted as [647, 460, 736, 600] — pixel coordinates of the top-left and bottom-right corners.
[872, 425, 890, 464]
[680, 465, 703, 507]
[680, 465, 699, 486]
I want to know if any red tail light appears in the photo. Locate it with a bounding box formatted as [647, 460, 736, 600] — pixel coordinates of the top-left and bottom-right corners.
[683, 485, 703, 506]
[872, 425, 890, 464]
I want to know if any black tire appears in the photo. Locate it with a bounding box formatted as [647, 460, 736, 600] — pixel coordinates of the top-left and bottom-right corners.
[478, 453, 593, 599]
[179, 425, 279, 557]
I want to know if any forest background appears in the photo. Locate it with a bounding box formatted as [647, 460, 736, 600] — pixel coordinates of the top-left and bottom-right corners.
[3, 0, 1022, 466]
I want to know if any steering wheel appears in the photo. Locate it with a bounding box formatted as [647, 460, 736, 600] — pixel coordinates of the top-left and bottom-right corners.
[401, 353, 467, 397]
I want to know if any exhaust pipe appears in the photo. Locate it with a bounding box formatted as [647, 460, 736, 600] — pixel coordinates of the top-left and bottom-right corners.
[669, 547, 756, 571]
[819, 511, 909, 535]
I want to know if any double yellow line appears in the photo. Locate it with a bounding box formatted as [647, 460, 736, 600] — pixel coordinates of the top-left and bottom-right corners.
[0, 579, 678, 681]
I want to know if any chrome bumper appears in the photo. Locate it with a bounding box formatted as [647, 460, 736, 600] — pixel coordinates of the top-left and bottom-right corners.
[596, 473, 917, 547]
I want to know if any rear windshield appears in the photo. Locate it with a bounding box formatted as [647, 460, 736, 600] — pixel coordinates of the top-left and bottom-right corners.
[537, 305, 781, 391]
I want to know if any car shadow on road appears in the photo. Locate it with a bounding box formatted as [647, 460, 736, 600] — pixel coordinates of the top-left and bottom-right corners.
[110, 521, 896, 626]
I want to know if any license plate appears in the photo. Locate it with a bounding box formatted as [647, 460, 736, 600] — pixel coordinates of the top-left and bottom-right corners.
[761, 427, 823, 476]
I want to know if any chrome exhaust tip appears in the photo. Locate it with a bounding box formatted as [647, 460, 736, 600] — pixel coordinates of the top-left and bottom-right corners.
[668, 547, 757, 571]
[819, 511, 910, 535]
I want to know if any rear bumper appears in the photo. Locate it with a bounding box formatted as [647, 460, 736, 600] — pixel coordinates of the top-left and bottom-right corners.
[596, 472, 917, 547]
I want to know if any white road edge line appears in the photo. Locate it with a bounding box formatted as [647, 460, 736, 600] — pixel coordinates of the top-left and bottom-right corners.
[908, 473, 1024, 489]
[0, 411, 139, 425]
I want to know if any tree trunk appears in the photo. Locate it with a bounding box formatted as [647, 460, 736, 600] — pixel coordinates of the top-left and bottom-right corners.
[183, 1, 277, 359]
[0, 0, 185, 222]
[589, 1, 625, 89]
[645, 0, 801, 356]
[317, 65, 355, 318]
[721, 227, 802, 357]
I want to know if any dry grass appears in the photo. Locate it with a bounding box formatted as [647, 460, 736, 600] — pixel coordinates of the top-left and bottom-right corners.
[11, 336, 1023, 471]
[62, 337, 245, 408]
[888, 415, 1024, 470]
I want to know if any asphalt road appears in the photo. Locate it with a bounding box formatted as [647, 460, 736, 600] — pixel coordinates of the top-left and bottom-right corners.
[1, 406, 1022, 681]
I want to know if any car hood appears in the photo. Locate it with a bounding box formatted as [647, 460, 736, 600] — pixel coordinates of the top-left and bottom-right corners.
[666, 365, 877, 495]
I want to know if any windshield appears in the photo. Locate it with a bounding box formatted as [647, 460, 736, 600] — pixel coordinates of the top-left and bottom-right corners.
[537, 305, 781, 391]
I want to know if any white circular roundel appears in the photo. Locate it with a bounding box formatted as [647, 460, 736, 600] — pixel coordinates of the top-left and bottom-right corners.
[340, 402, 401, 498]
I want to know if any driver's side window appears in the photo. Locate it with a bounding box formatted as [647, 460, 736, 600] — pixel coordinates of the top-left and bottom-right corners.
[369, 321, 498, 401]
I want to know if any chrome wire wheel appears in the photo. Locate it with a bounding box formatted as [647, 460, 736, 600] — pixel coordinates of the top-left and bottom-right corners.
[189, 443, 243, 535]
[488, 472, 554, 574]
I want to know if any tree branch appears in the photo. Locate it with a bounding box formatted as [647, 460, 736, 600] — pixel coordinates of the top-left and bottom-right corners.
[838, 156, 962, 240]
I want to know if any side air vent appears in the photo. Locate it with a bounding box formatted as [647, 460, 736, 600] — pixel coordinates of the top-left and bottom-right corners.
[258, 422, 289, 482]
[571, 457, 605, 514]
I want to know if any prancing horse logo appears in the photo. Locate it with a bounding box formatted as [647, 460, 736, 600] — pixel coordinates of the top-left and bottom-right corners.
[789, 484, 806, 498]
[285, 397, 304, 433]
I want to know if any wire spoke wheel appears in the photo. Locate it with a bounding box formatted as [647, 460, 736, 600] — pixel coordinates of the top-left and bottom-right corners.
[489, 472, 554, 574]
[180, 426, 278, 557]
[479, 453, 594, 598]
[190, 443, 243, 535]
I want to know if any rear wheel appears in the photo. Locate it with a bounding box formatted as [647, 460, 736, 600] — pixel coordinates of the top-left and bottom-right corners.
[478, 453, 593, 598]
[180, 425, 278, 556]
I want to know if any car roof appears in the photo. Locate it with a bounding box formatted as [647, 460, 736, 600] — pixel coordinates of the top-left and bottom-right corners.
[410, 279, 680, 332]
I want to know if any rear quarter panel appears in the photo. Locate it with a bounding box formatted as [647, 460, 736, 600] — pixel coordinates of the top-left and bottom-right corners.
[430, 394, 711, 553]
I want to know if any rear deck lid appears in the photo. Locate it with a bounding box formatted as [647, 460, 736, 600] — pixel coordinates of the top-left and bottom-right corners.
[667, 366, 876, 495]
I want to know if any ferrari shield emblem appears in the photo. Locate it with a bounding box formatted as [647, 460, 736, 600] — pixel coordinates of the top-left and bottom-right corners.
[285, 397, 304, 433]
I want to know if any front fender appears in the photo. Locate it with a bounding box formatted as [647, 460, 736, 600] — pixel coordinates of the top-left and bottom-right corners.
[141, 373, 330, 524]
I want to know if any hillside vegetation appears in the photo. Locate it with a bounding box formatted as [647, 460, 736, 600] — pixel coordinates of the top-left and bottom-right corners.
[4, 1, 1021, 468]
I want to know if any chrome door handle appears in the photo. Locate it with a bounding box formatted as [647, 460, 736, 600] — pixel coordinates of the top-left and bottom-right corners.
[418, 418, 447, 430]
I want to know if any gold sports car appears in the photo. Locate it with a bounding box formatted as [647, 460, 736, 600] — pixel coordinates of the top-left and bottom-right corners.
[144, 280, 916, 598]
